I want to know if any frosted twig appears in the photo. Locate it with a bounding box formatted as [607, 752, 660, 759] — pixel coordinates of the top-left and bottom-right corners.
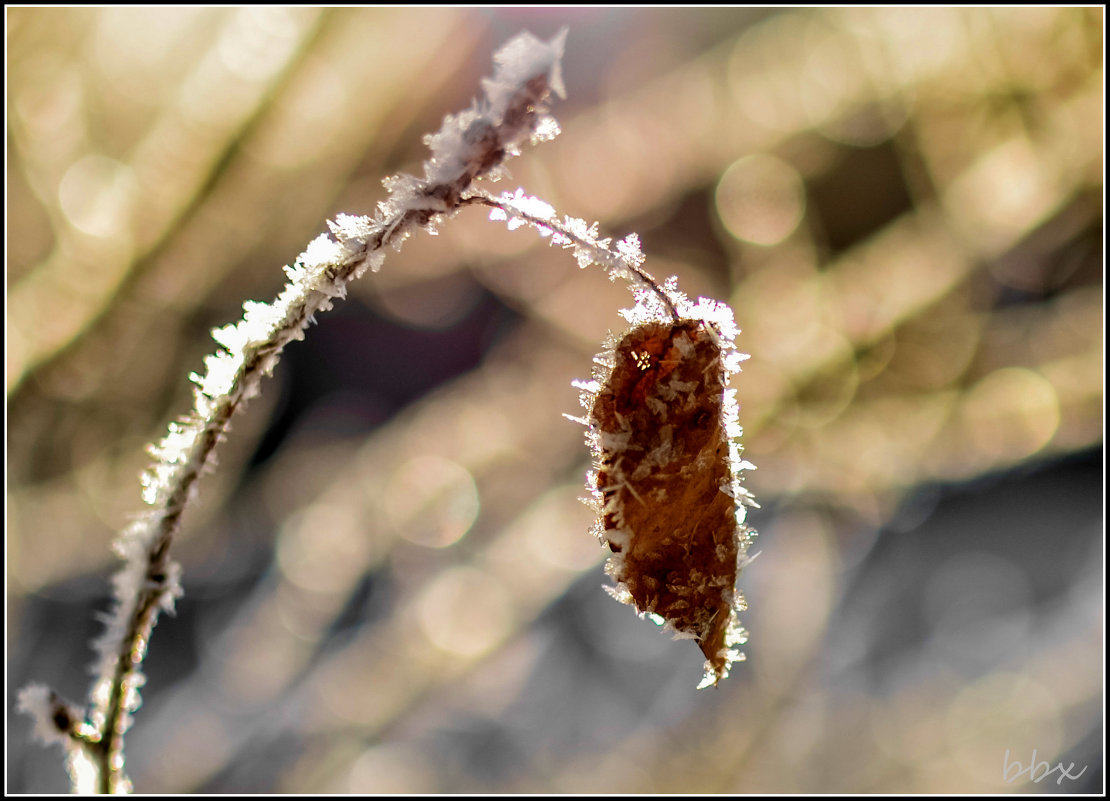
[20, 29, 566, 794]
[461, 188, 680, 320]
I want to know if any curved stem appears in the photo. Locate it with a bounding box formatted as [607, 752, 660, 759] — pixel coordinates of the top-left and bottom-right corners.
[55, 29, 568, 794]
[459, 192, 680, 321]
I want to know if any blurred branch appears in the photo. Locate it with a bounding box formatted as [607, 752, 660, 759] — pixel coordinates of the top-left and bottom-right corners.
[6, 9, 326, 396]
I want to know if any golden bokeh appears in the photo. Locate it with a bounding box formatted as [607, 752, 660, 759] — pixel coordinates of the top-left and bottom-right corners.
[7, 7, 1103, 794]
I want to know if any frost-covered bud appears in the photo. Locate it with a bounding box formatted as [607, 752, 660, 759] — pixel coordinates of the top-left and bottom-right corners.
[579, 289, 756, 687]
[17, 685, 82, 747]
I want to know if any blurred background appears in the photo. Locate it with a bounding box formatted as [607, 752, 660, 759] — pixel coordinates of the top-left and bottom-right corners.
[6, 7, 1103, 794]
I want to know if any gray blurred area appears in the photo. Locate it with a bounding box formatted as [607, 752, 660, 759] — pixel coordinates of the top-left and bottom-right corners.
[6, 7, 1103, 793]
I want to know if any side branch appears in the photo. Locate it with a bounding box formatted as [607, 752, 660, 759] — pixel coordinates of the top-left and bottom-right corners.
[460, 190, 680, 321]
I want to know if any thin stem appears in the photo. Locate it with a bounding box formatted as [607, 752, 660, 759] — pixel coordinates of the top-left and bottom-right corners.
[459, 191, 681, 321]
[95, 416, 223, 792]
